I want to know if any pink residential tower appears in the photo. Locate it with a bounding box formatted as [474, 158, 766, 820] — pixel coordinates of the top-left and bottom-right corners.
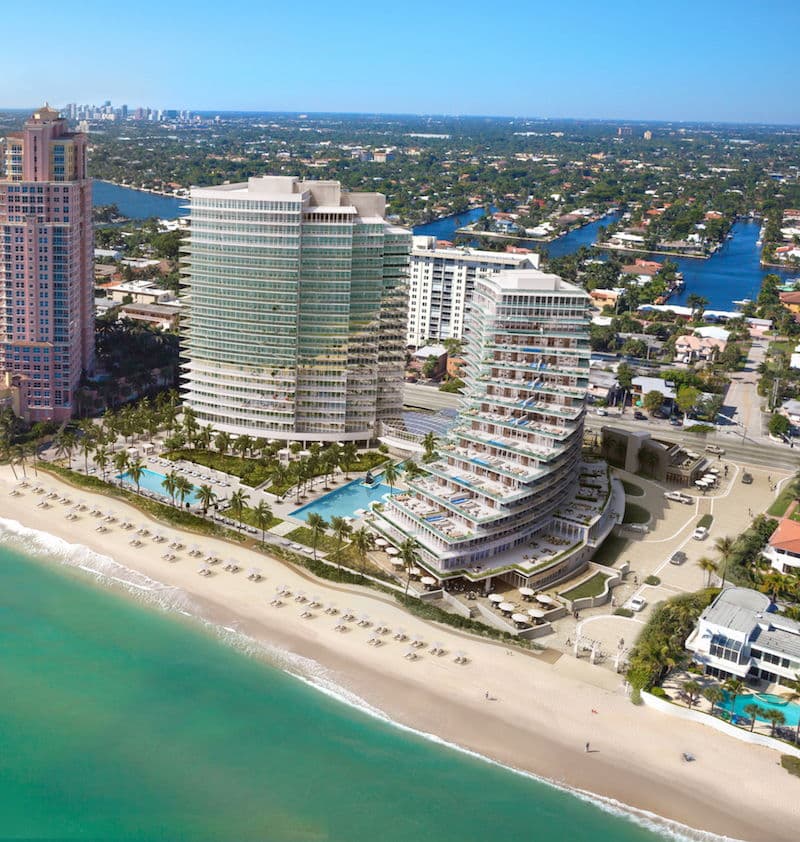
[0, 105, 94, 422]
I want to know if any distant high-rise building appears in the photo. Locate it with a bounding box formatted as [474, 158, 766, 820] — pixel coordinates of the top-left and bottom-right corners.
[643, 130, 653, 141]
[0, 106, 94, 421]
[406, 236, 537, 346]
[121, 104, 128, 120]
[182, 176, 410, 442]
[617, 126, 633, 137]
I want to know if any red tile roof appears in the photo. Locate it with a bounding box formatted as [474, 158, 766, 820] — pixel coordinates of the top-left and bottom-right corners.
[769, 517, 800, 554]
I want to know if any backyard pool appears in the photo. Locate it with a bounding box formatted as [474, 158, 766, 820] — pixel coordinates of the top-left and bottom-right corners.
[291, 478, 399, 522]
[721, 691, 800, 728]
[117, 468, 201, 505]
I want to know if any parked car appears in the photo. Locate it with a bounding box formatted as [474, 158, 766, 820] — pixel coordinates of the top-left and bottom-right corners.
[596, 408, 608, 416]
[627, 596, 647, 612]
[664, 491, 692, 504]
[652, 409, 667, 419]
[741, 472, 753, 484]
[669, 417, 682, 426]
[705, 444, 725, 455]
[634, 411, 647, 421]
[693, 526, 709, 540]
[669, 551, 688, 565]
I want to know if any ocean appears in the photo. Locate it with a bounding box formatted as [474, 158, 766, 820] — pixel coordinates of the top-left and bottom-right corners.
[0, 521, 695, 841]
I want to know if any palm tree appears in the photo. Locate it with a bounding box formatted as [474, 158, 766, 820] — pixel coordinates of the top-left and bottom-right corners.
[252, 501, 273, 543]
[403, 461, 422, 483]
[351, 527, 375, 578]
[714, 535, 735, 586]
[744, 703, 762, 732]
[682, 679, 701, 710]
[724, 678, 743, 717]
[270, 462, 293, 501]
[422, 431, 437, 461]
[161, 470, 178, 506]
[234, 435, 253, 459]
[215, 431, 231, 454]
[306, 512, 327, 561]
[329, 515, 353, 570]
[113, 450, 129, 479]
[228, 489, 249, 524]
[197, 484, 217, 516]
[54, 428, 77, 469]
[697, 556, 718, 587]
[399, 537, 421, 596]
[340, 442, 357, 479]
[94, 446, 109, 482]
[127, 457, 146, 495]
[786, 674, 800, 744]
[759, 571, 788, 601]
[175, 476, 193, 509]
[382, 462, 399, 494]
[764, 708, 786, 737]
[196, 424, 213, 451]
[702, 685, 725, 716]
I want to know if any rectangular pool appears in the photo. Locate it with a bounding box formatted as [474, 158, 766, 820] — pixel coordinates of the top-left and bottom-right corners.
[291, 479, 398, 522]
[117, 468, 202, 505]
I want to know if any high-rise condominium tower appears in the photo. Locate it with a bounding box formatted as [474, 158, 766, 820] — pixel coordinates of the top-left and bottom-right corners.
[0, 106, 94, 421]
[374, 269, 620, 586]
[406, 236, 537, 346]
[182, 176, 410, 442]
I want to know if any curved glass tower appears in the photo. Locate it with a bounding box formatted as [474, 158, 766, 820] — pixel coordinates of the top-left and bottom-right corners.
[181, 176, 409, 442]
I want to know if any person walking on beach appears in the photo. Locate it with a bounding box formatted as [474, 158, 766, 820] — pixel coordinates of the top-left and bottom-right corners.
[585, 741, 590, 753]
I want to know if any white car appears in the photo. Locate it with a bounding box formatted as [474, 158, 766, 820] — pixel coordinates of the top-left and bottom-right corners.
[596, 408, 608, 416]
[664, 491, 692, 504]
[627, 596, 647, 612]
[692, 526, 709, 540]
[705, 445, 725, 455]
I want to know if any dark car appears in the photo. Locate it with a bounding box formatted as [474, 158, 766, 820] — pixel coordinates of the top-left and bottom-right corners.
[634, 411, 647, 421]
[670, 551, 688, 565]
[652, 410, 667, 419]
[669, 417, 682, 426]
[742, 472, 753, 485]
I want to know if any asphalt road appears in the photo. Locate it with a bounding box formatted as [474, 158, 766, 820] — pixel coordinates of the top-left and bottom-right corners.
[402, 382, 800, 472]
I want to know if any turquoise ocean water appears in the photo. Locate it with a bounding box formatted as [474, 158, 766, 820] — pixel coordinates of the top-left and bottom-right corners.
[0, 520, 697, 841]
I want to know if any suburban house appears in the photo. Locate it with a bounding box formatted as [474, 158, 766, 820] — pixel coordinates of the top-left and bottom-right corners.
[779, 291, 800, 314]
[621, 258, 661, 277]
[779, 399, 800, 426]
[674, 333, 726, 363]
[763, 518, 800, 575]
[686, 587, 800, 687]
[589, 288, 623, 310]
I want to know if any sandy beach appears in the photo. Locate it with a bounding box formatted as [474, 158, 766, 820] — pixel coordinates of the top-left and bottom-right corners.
[2, 464, 798, 842]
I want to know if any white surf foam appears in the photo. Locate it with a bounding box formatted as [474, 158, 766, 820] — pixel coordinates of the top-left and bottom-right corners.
[0, 516, 745, 842]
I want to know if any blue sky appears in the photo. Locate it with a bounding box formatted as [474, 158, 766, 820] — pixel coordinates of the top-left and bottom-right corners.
[3, 0, 798, 123]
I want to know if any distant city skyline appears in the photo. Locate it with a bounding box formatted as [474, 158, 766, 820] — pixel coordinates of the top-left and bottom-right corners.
[2, 0, 799, 124]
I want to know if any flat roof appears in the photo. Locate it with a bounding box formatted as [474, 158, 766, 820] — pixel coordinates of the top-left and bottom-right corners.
[701, 587, 771, 634]
[487, 268, 585, 294]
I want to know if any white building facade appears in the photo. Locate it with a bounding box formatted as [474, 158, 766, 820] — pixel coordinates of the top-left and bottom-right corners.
[374, 269, 621, 585]
[406, 236, 537, 346]
[182, 176, 410, 442]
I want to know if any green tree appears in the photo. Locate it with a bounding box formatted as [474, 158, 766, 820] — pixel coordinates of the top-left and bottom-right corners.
[743, 703, 762, 732]
[768, 413, 790, 438]
[682, 680, 701, 710]
[127, 457, 145, 495]
[306, 512, 328, 562]
[763, 708, 785, 737]
[197, 483, 217, 516]
[175, 476, 193, 508]
[252, 500, 273, 543]
[382, 462, 399, 494]
[161, 470, 178, 506]
[676, 385, 701, 416]
[351, 526, 376, 578]
[340, 442, 358, 479]
[422, 432, 437, 461]
[421, 355, 439, 379]
[724, 678, 743, 717]
[643, 390, 665, 415]
[714, 535, 735, 586]
[697, 556, 717, 587]
[94, 446, 110, 482]
[702, 685, 725, 716]
[228, 489, 249, 523]
[329, 515, 353, 570]
[399, 538, 421, 596]
[215, 430, 231, 454]
[113, 450, 129, 478]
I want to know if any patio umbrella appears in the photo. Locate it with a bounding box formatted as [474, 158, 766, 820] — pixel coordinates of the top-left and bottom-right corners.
[536, 594, 555, 605]
[519, 587, 534, 598]
[386, 546, 399, 556]
[375, 538, 388, 547]
[488, 594, 503, 603]
[498, 602, 515, 613]
[420, 576, 437, 587]
[527, 608, 546, 619]
[512, 613, 529, 625]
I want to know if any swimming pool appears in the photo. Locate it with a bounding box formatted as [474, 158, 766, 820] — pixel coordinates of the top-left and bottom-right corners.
[721, 691, 800, 727]
[117, 468, 202, 505]
[291, 478, 399, 522]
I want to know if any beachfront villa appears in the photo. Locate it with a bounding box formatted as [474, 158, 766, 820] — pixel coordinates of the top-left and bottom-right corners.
[763, 517, 800, 575]
[372, 268, 622, 588]
[181, 176, 410, 443]
[686, 587, 800, 687]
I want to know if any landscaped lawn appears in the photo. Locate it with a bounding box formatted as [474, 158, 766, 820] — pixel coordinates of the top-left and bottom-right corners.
[768, 475, 800, 517]
[592, 533, 629, 566]
[621, 479, 645, 497]
[560, 571, 611, 601]
[623, 502, 650, 524]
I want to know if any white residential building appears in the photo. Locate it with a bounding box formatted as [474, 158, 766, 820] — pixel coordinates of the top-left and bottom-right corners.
[406, 236, 537, 346]
[373, 268, 621, 586]
[181, 176, 410, 442]
[686, 587, 800, 687]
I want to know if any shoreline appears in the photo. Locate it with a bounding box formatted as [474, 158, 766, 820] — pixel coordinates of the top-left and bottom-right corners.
[2, 465, 798, 842]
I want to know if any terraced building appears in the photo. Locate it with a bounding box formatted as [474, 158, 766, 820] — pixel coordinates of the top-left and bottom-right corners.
[373, 269, 622, 586]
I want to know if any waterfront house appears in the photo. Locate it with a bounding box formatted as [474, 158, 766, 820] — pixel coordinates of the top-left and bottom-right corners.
[686, 587, 800, 687]
[763, 518, 800, 575]
[778, 291, 800, 314]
